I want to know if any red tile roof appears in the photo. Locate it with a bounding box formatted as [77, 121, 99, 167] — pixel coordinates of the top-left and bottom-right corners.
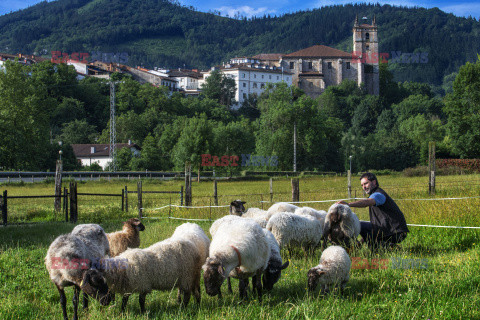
[72, 143, 140, 157]
[284, 45, 351, 59]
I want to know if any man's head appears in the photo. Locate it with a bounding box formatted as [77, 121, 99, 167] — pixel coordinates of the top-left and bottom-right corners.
[360, 172, 378, 195]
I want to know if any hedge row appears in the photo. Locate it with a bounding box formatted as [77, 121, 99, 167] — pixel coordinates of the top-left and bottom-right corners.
[436, 159, 480, 172]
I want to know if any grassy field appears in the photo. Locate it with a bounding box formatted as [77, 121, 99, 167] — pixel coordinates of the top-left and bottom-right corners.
[0, 174, 479, 319]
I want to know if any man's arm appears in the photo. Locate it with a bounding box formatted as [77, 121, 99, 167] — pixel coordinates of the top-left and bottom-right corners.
[337, 198, 376, 208]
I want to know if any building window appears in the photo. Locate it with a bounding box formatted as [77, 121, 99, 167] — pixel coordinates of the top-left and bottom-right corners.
[243, 93, 247, 99]
[366, 45, 370, 51]
[269, 75, 272, 79]
[308, 61, 313, 69]
[261, 83, 265, 88]
[254, 74, 257, 78]
[327, 62, 332, 69]
[243, 82, 246, 88]
[262, 75, 264, 79]
[309, 82, 313, 88]
[253, 83, 257, 88]
[277, 76, 279, 80]
[242, 73, 246, 78]
[346, 62, 351, 69]
[290, 62, 294, 69]
[366, 32, 370, 41]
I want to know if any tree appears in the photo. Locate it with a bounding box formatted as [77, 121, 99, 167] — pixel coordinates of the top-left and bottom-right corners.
[60, 119, 98, 144]
[444, 57, 480, 158]
[200, 69, 236, 107]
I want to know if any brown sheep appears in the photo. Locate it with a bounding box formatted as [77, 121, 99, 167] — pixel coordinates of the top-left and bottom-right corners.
[107, 218, 145, 257]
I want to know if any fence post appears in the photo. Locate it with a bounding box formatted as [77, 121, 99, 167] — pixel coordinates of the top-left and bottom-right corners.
[429, 141, 436, 195]
[121, 189, 125, 211]
[137, 180, 143, 218]
[179, 187, 183, 205]
[347, 169, 352, 199]
[291, 178, 299, 202]
[125, 185, 128, 212]
[2, 190, 7, 226]
[69, 182, 77, 223]
[54, 160, 63, 213]
[269, 177, 273, 203]
[185, 163, 192, 206]
[64, 187, 68, 223]
[213, 180, 218, 206]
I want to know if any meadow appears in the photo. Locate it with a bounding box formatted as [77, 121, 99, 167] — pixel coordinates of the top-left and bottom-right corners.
[0, 174, 479, 319]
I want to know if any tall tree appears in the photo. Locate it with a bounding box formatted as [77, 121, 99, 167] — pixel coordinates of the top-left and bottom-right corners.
[200, 69, 236, 107]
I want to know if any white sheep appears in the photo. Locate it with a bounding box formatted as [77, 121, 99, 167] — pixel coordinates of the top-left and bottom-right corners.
[294, 207, 327, 224]
[203, 218, 270, 301]
[266, 202, 299, 216]
[81, 237, 203, 313]
[209, 214, 242, 237]
[266, 212, 324, 250]
[307, 245, 351, 294]
[261, 229, 289, 291]
[171, 222, 210, 263]
[107, 218, 145, 257]
[323, 203, 361, 247]
[45, 224, 112, 320]
[242, 208, 270, 228]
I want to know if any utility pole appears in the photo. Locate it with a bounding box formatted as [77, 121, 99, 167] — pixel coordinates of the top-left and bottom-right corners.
[109, 81, 123, 172]
[293, 121, 297, 172]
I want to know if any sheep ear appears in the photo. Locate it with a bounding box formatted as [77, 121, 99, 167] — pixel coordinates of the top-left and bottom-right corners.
[281, 261, 290, 270]
[217, 265, 225, 276]
[316, 270, 326, 276]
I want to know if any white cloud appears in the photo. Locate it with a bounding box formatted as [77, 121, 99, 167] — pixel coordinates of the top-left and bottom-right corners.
[215, 5, 276, 18]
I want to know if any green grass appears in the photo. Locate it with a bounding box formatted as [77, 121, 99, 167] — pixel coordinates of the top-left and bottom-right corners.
[1, 175, 480, 319]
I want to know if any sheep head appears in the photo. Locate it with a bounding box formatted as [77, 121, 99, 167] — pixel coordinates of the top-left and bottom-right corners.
[202, 257, 226, 296]
[80, 269, 112, 306]
[229, 200, 246, 216]
[262, 260, 289, 291]
[125, 218, 145, 232]
[307, 267, 326, 292]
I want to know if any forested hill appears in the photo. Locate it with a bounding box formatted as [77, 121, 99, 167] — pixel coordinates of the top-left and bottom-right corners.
[0, 0, 479, 85]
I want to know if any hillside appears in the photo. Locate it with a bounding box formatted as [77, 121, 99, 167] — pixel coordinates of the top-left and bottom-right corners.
[0, 0, 479, 85]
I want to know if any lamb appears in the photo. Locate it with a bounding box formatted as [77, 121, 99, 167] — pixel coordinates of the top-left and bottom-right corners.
[203, 217, 270, 301]
[81, 236, 203, 313]
[107, 218, 145, 257]
[261, 229, 289, 291]
[229, 199, 246, 216]
[307, 245, 351, 294]
[266, 212, 324, 250]
[323, 203, 361, 247]
[45, 224, 112, 320]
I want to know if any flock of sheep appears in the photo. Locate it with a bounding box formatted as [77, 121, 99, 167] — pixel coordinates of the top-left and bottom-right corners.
[45, 201, 361, 319]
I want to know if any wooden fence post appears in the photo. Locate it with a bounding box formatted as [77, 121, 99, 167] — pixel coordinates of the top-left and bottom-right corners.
[121, 189, 124, 211]
[2, 190, 7, 226]
[137, 180, 143, 219]
[64, 187, 69, 223]
[213, 180, 218, 206]
[347, 169, 352, 199]
[269, 177, 273, 203]
[429, 141, 436, 195]
[69, 182, 77, 223]
[54, 160, 63, 213]
[185, 163, 192, 206]
[291, 178, 299, 202]
[125, 185, 128, 212]
[180, 186, 184, 206]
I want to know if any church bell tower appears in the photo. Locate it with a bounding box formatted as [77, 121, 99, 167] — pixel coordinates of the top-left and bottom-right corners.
[353, 15, 379, 95]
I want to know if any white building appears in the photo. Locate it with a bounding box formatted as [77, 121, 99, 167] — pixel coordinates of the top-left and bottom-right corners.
[71, 143, 141, 170]
[169, 69, 203, 96]
[200, 60, 293, 109]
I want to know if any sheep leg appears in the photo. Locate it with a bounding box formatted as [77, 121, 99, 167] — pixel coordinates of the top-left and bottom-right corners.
[182, 289, 191, 307]
[56, 285, 68, 320]
[239, 279, 248, 300]
[227, 277, 233, 293]
[121, 295, 129, 312]
[72, 285, 80, 320]
[253, 272, 263, 302]
[177, 289, 183, 304]
[194, 271, 201, 304]
[139, 293, 146, 314]
[82, 292, 89, 310]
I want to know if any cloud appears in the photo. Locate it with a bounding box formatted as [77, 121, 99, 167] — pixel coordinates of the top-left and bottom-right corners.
[215, 5, 276, 18]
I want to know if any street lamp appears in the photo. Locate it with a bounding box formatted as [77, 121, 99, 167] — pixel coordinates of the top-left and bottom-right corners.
[58, 141, 63, 161]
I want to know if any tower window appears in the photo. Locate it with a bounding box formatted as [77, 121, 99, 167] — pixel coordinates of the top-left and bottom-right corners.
[346, 62, 351, 69]
[290, 62, 295, 69]
[366, 32, 370, 41]
[327, 62, 332, 69]
[308, 61, 313, 69]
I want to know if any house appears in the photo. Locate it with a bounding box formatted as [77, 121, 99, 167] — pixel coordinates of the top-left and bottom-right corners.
[169, 69, 203, 96]
[278, 16, 379, 97]
[71, 142, 141, 170]
[200, 61, 293, 109]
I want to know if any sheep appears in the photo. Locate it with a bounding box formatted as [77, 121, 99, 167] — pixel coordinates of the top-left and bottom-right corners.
[242, 208, 270, 228]
[81, 237, 203, 313]
[323, 204, 361, 247]
[266, 212, 324, 251]
[266, 202, 299, 215]
[229, 199, 246, 216]
[45, 224, 112, 320]
[307, 245, 351, 294]
[203, 217, 270, 301]
[262, 229, 289, 291]
[209, 214, 242, 237]
[171, 222, 210, 263]
[107, 218, 145, 257]
[294, 207, 327, 224]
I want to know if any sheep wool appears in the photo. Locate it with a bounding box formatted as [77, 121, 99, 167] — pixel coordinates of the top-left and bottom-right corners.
[307, 245, 351, 293]
[107, 218, 145, 257]
[171, 222, 210, 263]
[324, 204, 361, 245]
[242, 208, 270, 228]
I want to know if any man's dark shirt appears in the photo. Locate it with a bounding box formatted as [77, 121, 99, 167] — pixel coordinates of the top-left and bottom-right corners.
[368, 187, 409, 237]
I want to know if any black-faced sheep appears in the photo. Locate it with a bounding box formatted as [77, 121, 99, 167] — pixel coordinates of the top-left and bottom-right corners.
[203, 217, 270, 301]
[107, 218, 145, 257]
[307, 245, 351, 294]
[229, 199, 246, 216]
[262, 228, 289, 291]
[45, 224, 112, 320]
[81, 237, 203, 313]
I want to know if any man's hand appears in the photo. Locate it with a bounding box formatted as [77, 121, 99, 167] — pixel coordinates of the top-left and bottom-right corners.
[336, 200, 349, 205]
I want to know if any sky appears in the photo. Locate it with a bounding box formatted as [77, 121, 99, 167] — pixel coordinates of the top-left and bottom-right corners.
[0, 0, 479, 19]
